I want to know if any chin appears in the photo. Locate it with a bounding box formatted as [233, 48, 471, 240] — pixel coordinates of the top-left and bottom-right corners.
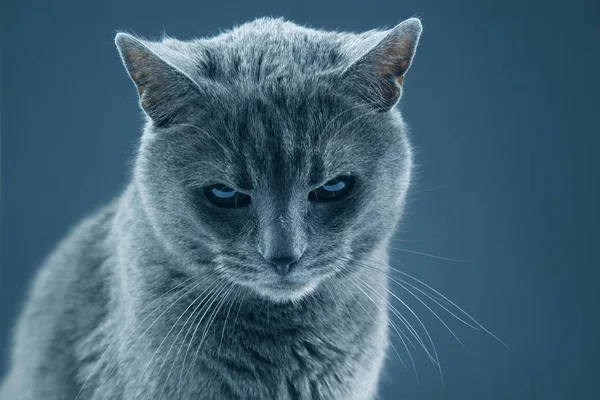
[252, 280, 319, 304]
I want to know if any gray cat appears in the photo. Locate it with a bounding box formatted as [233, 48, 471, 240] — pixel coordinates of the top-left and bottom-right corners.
[0, 17, 422, 400]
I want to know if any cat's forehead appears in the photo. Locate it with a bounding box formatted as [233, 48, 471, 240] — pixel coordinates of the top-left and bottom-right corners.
[211, 88, 364, 191]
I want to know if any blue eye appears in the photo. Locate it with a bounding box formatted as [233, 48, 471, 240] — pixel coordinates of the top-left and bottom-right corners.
[211, 187, 237, 198]
[309, 175, 355, 202]
[322, 180, 346, 192]
[202, 184, 251, 208]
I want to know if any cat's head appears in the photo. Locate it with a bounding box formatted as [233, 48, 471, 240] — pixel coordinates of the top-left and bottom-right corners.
[115, 17, 422, 302]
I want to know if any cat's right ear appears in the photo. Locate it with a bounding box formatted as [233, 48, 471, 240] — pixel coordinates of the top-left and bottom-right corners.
[115, 33, 200, 127]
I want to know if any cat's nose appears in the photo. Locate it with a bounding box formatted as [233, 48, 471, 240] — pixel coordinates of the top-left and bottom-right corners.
[264, 254, 301, 276]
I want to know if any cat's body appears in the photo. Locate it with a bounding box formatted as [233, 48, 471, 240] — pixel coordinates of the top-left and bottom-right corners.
[1, 188, 389, 400]
[1, 17, 422, 400]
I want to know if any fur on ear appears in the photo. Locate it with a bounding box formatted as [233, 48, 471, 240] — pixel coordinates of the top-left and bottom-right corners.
[343, 18, 422, 111]
[115, 33, 200, 127]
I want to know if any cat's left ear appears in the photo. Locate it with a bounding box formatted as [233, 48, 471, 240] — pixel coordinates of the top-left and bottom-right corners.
[115, 33, 200, 127]
[342, 18, 422, 111]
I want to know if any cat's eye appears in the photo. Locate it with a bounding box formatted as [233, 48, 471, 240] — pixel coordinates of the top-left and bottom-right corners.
[202, 184, 251, 208]
[308, 175, 355, 202]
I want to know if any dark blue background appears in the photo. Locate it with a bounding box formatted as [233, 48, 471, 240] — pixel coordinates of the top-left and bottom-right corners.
[1, 0, 598, 398]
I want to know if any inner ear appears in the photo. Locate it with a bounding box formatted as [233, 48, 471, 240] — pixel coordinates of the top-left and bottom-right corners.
[343, 18, 422, 111]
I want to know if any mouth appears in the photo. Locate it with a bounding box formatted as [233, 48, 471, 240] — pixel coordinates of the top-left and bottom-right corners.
[253, 278, 319, 303]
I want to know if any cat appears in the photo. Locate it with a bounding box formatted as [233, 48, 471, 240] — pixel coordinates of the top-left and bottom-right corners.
[0, 16, 422, 400]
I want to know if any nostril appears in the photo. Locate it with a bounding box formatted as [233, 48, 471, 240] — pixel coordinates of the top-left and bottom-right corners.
[266, 256, 299, 276]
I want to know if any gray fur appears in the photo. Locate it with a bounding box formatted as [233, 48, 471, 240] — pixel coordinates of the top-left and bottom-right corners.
[0, 17, 422, 400]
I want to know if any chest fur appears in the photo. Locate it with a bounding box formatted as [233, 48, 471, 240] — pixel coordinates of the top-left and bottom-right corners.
[93, 289, 387, 400]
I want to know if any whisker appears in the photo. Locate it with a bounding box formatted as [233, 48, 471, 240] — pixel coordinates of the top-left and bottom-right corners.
[326, 275, 360, 335]
[366, 256, 507, 348]
[343, 278, 411, 376]
[138, 280, 222, 398]
[157, 282, 229, 400]
[348, 275, 419, 383]
[391, 277, 482, 331]
[356, 279, 444, 381]
[347, 273, 418, 350]
[75, 276, 110, 295]
[178, 285, 234, 398]
[388, 237, 431, 244]
[217, 286, 241, 356]
[401, 282, 467, 350]
[178, 283, 234, 399]
[351, 275, 419, 352]
[230, 287, 247, 334]
[409, 183, 449, 195]
[351, 260, 467, 351]
[73, 276, 195, 400]
[345, 263, 441, 371]
[99, 278, 205, 388]
[324, 284, 346, 325]
[386, 246, 467, 262]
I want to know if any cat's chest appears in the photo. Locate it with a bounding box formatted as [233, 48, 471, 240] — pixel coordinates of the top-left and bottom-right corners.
[177, 331, 362, 400]
[187, 317, 372, 399]
[119, 287, 384, 399]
